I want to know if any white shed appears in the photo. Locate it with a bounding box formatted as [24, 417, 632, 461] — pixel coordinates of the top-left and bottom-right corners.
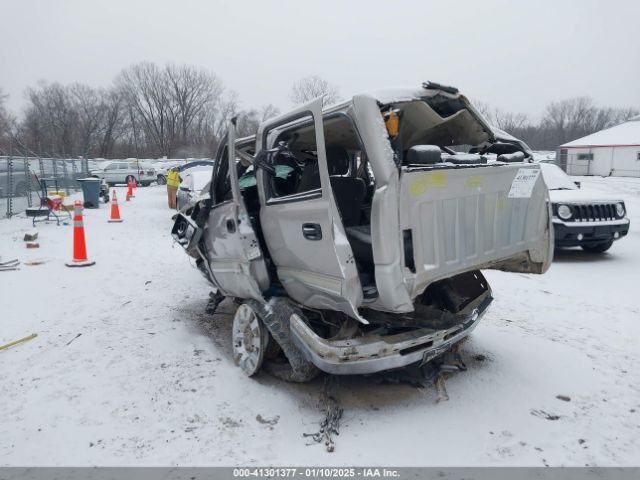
[559, 115, 640, 177]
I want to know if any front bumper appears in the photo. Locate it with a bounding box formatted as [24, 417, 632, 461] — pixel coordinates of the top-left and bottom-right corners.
[553, 219, 630, 247]
[290, 294, 492, 375]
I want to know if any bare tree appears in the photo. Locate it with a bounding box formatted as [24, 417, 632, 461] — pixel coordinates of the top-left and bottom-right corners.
[289, 75, 340, 106]
[473, 96, 639, 150]
[15, 61, 639, 158]
[472, 100, 492, 121]
[259, 104, 280, 122]
[493, 110, 529, 132]
[117, 62, 177, 157]
[0, 88, 14, 151]
[23, 81, 79, 155]
[117, 62, 234, 157]
[166, 64, 224, 151]
[96, 88, 127, 158]
[235, 104, 281, 138]
[69, 83, 105, 157]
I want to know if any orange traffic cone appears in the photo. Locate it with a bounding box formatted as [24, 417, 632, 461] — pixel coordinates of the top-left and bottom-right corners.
[126, 180, 133, 201]
[108, 189, 123, 223]
[65, 201, 95, 267]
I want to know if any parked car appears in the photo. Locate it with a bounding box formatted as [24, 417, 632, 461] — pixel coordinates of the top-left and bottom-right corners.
[0, 160, 75, 198]
[172, 82, 553, 382]
[0, 161, 34, 197]
[540, 163, 630, 252]
[90, 160, 156, 186]
[176, 168, 213, 211]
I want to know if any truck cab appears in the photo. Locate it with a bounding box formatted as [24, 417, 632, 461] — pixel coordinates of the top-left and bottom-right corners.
[172, 82, 553, 380]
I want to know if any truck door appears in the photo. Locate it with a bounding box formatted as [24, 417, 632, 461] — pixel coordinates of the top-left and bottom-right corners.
[256, 98, 365, 322]
[202, 119, 270, 300]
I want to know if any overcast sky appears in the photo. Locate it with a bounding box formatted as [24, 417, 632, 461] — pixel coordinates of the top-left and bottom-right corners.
[1, 0, 639, 118]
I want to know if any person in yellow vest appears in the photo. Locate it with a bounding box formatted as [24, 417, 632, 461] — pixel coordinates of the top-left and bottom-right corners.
[166, 168, 180, 209]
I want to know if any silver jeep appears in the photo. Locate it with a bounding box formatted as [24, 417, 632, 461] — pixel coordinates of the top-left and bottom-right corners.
[172, 82, 553, 381]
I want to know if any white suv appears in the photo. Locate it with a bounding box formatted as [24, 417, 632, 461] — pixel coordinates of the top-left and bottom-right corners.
[91, 160, 156, 186]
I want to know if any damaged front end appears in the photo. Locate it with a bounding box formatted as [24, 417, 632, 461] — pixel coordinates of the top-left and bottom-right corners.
[290, 270, 491, 375]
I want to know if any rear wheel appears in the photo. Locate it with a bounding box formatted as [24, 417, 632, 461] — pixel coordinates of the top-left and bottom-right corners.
[157, 175, 167, 185]
[581, 240, 613, 253]
[232, 302, 270, 376]
[125, 175, 136, 186]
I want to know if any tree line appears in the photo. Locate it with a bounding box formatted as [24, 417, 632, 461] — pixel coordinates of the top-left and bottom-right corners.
[1, 65, 637, 159]
[0, 63, 287, 159]
[475, 98, 638, 150]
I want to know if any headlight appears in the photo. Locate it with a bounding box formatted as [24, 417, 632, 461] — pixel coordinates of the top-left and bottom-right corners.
[557, 204, 572, 220]
[616, 202, 625, 218]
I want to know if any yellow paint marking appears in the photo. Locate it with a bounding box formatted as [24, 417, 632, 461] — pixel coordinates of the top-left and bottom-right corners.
[409, 171, 447, 196]
[0, 333, 37, 351]
[465, 176, 483, 189]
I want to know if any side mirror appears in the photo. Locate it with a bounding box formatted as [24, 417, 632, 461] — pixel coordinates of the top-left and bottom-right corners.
[179, 185, 190, 192]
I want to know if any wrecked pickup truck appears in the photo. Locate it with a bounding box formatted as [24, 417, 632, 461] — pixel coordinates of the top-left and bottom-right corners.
[172, 82, 553, 381]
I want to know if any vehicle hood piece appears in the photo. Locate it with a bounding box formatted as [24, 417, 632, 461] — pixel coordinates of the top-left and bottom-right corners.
[365, 86, 532, 156]
[548, 189, 624, 204]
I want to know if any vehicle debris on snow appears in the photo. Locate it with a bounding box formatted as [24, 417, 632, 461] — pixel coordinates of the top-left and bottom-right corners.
[23, 230, 38, 242]
[0, 333, 38, 351]
[172, 82, 553, 380]
[0, 258, 20, 271]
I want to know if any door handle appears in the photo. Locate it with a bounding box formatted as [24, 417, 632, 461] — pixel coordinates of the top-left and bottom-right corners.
[226, 218, 236, 233]
[302, 223, 322, 241]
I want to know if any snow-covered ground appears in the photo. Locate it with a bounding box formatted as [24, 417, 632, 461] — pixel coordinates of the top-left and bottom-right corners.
[1, 178, 639, 467]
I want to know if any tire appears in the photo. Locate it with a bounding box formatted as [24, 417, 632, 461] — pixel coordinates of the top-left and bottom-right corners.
[126, 175, 136, 186]
[246, 298, 320, 383]
[581, 240, 613, 253]
[232, 302, 270, 377]
[157, 175, 167, 185]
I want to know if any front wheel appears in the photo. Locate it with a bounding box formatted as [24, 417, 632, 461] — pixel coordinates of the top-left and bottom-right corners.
[232, 302, 270, 376]
[581, 240, 613, 253]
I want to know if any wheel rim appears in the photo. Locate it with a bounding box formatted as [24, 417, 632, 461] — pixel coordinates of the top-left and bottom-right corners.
[232, 304, 268, 376]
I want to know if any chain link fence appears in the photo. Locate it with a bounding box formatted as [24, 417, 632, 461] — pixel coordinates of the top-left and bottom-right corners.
[0, 155, 91, 218]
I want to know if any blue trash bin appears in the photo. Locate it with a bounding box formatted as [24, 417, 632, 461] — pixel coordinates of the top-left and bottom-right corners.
[78, 178, 101, 208]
